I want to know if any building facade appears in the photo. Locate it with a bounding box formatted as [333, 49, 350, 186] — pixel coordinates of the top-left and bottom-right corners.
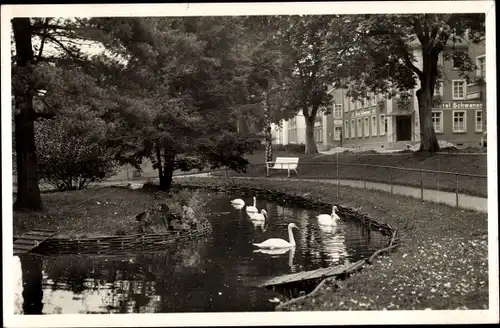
[272, 40, 486, 150]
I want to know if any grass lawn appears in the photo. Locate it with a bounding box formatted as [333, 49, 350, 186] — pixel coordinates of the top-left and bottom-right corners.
[232, 150, 488, 198]
[174, 177, 489, 311]
[13, 187, 158, 239]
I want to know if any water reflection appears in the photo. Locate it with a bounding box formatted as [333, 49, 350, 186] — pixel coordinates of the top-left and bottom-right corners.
[14, 191, 388, 314]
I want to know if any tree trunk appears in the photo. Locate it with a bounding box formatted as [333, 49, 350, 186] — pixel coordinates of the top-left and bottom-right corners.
[12, 18, 42, 210]
[304, 116, 318, 154]
[155, 145, 163, 181]
[416, 87, 440, 152]
[264, 92, 273, 163]
[159, 147, 175, 191]
[20, 256, 43, 314]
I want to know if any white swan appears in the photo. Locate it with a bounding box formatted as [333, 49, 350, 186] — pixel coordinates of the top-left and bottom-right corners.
[317, 206, 341, 226]
[253, 223, 298, 249]
[250, 209, 267, 231]
[230, 198, 245, 206]
[250, 209, 267, 221]
[245, 196, 258, 214]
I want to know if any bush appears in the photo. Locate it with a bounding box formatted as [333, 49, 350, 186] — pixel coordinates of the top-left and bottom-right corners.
[35, 115, 118, 191]
[140, 189, 210, 233]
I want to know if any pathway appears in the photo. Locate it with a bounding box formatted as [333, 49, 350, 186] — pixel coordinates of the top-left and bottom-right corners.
[174, 175, 488, 213]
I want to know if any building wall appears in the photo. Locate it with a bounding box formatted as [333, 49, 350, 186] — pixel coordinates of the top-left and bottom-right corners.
[270, 40, 486, 149]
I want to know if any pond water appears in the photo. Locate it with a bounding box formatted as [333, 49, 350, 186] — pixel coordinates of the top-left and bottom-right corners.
[14, 190, 388, 314]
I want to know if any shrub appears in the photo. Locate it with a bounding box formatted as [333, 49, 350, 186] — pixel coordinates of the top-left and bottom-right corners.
[35, 114, 118, 191]
[140, 189, 210, 233]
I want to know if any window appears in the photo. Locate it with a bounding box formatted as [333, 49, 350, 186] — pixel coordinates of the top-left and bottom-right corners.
[452, 110, 466, 133]
[432, 111, 443, 133]
[334, 127, 342, 141]
[452, 80, 466, 100]
[334, 104, 342, 118]
[371, 115, 377, 136]
[475, 110, 483, 132]
[344, 120, 349, 139]
[350, 119, 356, 138]
[357, 118, 362, 137]
[371, 95, 377, 106]
[434, 80, 443, 96]
[357, 100, 362, 109]
[363, 117, 370, 137]
[379, 114, 386, 136]
[350, 99, 355, 111]
[476, 55, 486, 79]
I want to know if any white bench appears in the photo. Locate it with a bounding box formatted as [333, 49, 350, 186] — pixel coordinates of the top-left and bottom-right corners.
[266, 157, 299, 177]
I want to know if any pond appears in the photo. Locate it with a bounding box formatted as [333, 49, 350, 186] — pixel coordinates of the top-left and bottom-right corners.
[13, 190, 388, 314]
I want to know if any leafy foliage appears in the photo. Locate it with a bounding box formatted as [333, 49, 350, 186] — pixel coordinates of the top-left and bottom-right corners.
[274, 15, 350, 154]
[140, 189, 210, 234]
[91, 17, 261, 189]
[35, 114, 118, 191]
[332, 14, 485, 151]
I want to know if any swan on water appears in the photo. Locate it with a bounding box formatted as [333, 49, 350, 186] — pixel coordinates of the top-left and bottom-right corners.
[230, 198, 245, 206]
[231, 203, 245, 210]
[245, 196, 258, 214]
[253, 223, 298, 249]
[250, 209, 267, 231]
[250, 209, 267, 221]
[317, 206, 341, 226]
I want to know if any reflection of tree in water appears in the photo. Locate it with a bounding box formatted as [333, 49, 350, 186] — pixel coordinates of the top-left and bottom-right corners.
[20, 256, 44, 315]
[35, 240, 208, 313]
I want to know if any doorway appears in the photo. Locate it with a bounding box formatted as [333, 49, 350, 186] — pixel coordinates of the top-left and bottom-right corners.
[396, 115, 412, 141]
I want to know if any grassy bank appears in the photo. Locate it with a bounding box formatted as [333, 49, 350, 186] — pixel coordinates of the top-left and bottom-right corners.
[233, 151, 488, 198]
[13, 187, 158, 239]
[174, 177, 489, 310]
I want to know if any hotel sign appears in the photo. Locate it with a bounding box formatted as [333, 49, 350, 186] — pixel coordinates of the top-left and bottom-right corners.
[353, 109, 373, 117]
[434, 102, 483, 109]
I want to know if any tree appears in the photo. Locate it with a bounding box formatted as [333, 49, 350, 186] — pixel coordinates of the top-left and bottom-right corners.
[279, 16, 344, 154]
[12, 18, 43, 210]
[336, 14, 485, 152]
[96, 17, 257, 191]
[35, 113, 118, 191]
[242, 16, 295, 162]
[11, 17, 123, 209]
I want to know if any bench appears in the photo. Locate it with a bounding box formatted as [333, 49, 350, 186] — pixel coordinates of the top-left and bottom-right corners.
[266, 157, 299, 178]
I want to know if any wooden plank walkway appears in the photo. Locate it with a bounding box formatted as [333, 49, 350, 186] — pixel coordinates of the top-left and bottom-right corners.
[258, 263, 351, 288]
[13, 229, 57, 256]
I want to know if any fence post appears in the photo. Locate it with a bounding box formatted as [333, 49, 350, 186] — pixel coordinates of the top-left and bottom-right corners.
[336, 162, 340, 199]
[390, 169, 393, 195]
[420, 170, 424, 201]
[364, 164, 367, 189]
[455, 174, 459, 208]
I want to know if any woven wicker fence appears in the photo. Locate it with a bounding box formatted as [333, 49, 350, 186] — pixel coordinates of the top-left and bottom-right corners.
[34, 218, 212, 256]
